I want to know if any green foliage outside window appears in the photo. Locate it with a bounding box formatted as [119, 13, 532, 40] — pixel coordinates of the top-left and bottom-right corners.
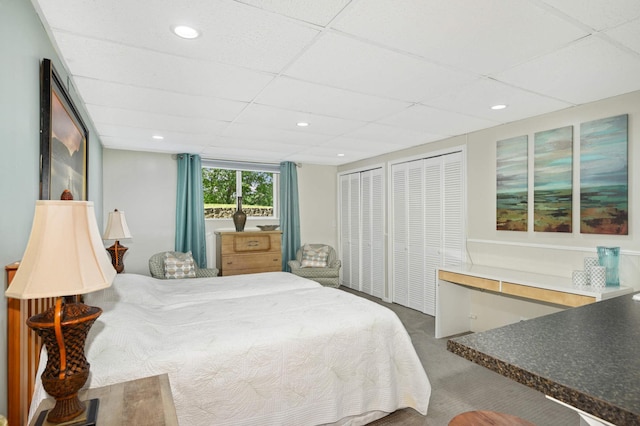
[202, 168, 275, 218]
[202, 168, 236, 204]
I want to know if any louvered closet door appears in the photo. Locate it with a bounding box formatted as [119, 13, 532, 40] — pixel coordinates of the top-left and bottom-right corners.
[361, 171, 373, 295]
[370, 169, 385, 298]
[423, 157, 443, 316]
[392, 160, 425, 310]
[339, 173, 361, 290]
[339, 174, 352, 287]
[391, 151, 465, 317]
[407, 161, 426, 312]
[348, 174, 361, 289]
[443, 152, 464, 267]
[360, 168, 384, 298]
[391, 162, 410, 307]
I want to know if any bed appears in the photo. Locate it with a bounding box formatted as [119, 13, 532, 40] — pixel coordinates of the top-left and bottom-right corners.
[19, 272, 430, 425]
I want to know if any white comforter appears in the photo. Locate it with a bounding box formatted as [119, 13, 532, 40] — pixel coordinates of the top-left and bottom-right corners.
[32, 272, 430, 425]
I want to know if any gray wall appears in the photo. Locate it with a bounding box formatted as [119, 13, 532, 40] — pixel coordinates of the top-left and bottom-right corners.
[0, 0, 105, 415]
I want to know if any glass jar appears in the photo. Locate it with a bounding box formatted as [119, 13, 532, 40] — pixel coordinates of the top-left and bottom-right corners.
[596, 246, 620, 287]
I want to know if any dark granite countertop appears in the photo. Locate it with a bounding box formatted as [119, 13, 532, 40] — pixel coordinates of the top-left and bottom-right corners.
[448, 292, 640, 425]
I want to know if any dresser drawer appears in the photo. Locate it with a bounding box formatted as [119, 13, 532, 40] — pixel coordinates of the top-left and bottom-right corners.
[233, 234, 273, 252]
[221, 253, 281, 275]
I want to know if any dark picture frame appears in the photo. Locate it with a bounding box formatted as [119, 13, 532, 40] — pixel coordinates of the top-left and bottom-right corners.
[40, 58, 88, 200]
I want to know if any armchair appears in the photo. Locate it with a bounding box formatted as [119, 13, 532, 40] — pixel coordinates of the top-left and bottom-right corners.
[288, 244, 341, 287]
[149, 251, 218, 279]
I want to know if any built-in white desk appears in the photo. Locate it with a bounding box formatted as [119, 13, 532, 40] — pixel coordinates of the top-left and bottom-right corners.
[436, 264, 633, 338]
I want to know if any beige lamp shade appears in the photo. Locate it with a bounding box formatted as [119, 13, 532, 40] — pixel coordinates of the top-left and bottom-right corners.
[5, 200, 116, 300]
[103, 209, 132, 240]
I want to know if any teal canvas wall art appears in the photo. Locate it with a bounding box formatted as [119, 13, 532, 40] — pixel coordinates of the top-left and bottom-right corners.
[497, 135, 528, 231]
[580, 114, 628, 235]
[534, 126, 573, 233]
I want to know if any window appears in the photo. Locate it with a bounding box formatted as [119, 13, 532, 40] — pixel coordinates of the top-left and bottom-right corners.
[202, 160, 279, 219]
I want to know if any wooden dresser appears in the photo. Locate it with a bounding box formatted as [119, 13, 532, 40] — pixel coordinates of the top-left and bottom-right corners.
[216, 230, 282, 276]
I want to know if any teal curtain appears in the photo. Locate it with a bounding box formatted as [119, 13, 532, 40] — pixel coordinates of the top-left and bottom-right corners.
[279, 161, 301, 272]
[176, 153, 207, 268]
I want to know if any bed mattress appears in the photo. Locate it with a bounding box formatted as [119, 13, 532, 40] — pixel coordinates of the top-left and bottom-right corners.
[31, 272, 430, 425]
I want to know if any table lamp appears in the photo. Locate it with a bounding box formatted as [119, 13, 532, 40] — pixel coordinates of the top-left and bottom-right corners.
[103, 209, 132, 273]
[5, 192, 116, 425]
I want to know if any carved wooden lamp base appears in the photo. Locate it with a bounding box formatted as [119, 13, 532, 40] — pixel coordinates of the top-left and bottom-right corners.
[106, 241, 128, 273]
[28, 299, 102, 425]
[33, 399, 99, 426]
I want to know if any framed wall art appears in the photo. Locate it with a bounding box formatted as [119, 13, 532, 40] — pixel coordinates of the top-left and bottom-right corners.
[534, 126, 573, 233]
[580, 114, 628, 235]
[496, 135, 528, 231]
[40, 58, 88, 200]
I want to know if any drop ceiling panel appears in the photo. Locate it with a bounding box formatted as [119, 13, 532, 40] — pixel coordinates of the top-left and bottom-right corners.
[283, 32, 478, 102]
[539, 0, 640, 31]
[381, 104, 498, 135]
[211, 138, 316, 158]
[75, 78, 246, 122]
[298, 144, 383, 164]
[281, 153, 342, 166]
[97, 124, 214, 146]
[321, 136, 419, 154]
[342, 123, 433, 147]
[333, 0, 588, 74]
[29, 0, 640, 166]
[255, 77, 411, 121]
[222, 122, 330, 145]
[53, 32, 274, 101]
[235, 103, 366, 135]
[495, 36, 640, 104]
[605, 19, 640, 54]
[87, 105, 230, 136]
[201, 145, 295, 162]
[100, 136, 209, 155]
[36, 0, 320, 73]
[424, 78, 573, 122]
[235, 0, 351, 26]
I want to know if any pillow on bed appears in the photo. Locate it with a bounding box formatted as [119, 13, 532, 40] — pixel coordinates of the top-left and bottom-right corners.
[164, 251, 197, 279]
[300, 244, 330, 268]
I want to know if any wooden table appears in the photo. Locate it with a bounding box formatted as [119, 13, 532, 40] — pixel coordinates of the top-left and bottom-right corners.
[30, 374, 178, 426]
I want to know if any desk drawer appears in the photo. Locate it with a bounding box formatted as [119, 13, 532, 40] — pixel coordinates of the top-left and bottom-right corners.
[439, 270, 500, 292]
[502, 282, 595, 307]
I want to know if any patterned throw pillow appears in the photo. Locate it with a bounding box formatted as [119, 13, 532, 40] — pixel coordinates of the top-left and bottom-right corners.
[300, 245, 330, 268]
[164, 251, 197, 279]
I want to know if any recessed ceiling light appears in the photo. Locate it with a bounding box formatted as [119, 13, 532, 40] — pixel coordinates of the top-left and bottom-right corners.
[152, 135, 164, 140]
[296, 122, 309, 127]
[337, 153, 345, 157]
[172, 25, 200, 39]
[491, 104, 507, 110]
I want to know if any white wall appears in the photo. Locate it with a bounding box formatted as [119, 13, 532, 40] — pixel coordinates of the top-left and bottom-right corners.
[103, 150, 337, 274]
[297, 164, 338, 249]
[103, 149, 176, 275]
[339, 90, 640, 331]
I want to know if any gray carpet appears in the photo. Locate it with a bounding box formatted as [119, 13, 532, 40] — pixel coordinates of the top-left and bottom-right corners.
[341, 288, 579, 426]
